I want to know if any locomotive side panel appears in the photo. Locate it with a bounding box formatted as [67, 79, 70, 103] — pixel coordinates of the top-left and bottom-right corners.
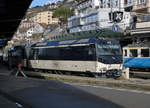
[28, 60, 96, 72]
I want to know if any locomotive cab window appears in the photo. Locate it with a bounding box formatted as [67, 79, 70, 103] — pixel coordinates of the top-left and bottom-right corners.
[88, 44, 95, 55]
[130, 49, 138, 57]
[97, 44, 122, 55]
[141, 49, 149, 57]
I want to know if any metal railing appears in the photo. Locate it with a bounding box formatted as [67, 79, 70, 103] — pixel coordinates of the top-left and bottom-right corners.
[137, 14, 150, 22]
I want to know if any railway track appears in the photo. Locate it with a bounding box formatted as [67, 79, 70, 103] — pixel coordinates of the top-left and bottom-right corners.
[130, 71, 150, 79]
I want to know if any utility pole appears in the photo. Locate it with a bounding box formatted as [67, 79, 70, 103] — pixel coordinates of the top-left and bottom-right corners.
[119, 0, 121, 11]
[110, 0, 113, 21]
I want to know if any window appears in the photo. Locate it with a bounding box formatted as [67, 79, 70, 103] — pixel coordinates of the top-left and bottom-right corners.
[36, 46, 96, 61]
[128, 0, 132, 4]
[97, 44, 122, 55]
[38, 48, 60, 60]
[130, 49, 138, 57]
[115, 1, 118, 7]
[89, 16, 92, 22]
[141, 49, 149, 57]
[136, 0, 146, 4]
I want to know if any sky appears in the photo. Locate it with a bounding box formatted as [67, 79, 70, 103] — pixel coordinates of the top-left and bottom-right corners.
[30, 0, 63, 8]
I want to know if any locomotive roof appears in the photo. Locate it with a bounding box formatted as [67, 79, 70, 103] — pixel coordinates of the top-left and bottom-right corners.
[124, 42, 150, 48]
[34, 38, 118, 47]
[34, 38, 96, 47]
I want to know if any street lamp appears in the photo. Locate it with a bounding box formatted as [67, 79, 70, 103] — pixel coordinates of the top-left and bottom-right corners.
[110, 0, 113, 21]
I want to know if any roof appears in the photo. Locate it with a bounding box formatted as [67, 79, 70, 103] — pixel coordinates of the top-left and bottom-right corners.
[125, 42, 150, 48]
[39, 23, 47, 28]
[34, 37, 119, 47]
[77, 0, 90, 5]
[35, 38, 97, 47]
[0, 0, 32, 41]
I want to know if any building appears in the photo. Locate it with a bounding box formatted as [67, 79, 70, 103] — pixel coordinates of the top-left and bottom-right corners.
[68, 0, 130, 33]
[123, 0, 150, 43]
[26, 23, 46, 37]
[48, 3, 59, 10]
[19, 20, 35, 29]
[123, 0, 150, 31]
[34, 11, 59, 25]
[133, 0, 150, 13]
[123, 0, 150, 13]
[123, 0, 133, 12]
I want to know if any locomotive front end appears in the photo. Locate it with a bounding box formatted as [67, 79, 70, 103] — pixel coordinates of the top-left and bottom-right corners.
[96, 39, 123, 77]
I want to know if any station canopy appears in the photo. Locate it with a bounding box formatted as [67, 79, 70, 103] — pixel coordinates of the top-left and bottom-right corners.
[0, 0, 32, 43]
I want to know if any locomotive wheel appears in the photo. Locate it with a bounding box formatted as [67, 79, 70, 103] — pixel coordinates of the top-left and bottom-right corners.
[106, 71, 111, 78]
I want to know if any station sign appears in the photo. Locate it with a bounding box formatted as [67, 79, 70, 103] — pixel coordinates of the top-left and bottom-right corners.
[109, 11, 123, 23]
[112, 24, 119, 32]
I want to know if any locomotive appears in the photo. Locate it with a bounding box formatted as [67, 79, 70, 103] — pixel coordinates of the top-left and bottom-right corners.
[8, 38, 123, 77]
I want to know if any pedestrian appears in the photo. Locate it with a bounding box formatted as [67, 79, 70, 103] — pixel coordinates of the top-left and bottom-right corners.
[132, 14, 137, 29]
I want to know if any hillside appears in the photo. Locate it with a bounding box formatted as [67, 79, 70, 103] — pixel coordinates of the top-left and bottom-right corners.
[27, 0, 77, 16]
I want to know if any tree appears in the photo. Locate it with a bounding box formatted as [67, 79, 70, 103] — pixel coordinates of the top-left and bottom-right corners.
[74, 0, 84, 3]
[53, 6, 73, 24]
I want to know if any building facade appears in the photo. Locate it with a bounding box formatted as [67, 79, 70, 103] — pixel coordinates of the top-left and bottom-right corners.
[34, 11, 59, 25]
[123, 0, 133, 12]
[133, 0, 150, 13]
[68, 0, 130, 33]
[123, 0, 150, 29]
[26, 23, 45, 37]
[19, 20, 35, 29]
[123, 0, 150, 13]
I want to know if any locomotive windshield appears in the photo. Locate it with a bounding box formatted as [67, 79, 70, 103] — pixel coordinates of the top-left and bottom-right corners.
[97, 44, 122, 56]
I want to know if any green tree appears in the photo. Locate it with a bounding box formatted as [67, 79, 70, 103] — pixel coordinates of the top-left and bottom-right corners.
[74, 0, 84, 3]
[53, 6, 73, 24]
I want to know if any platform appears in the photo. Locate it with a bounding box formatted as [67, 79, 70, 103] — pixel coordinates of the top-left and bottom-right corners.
[0, 95, 18, 108]
[0, 75, 123, 108]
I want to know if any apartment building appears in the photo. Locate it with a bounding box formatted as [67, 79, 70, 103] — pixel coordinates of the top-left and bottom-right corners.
[68, 0, 130, 33]
[123, 0, 150, 30]
[123, 0, 150, 13]
[133, 0, 150, 13]
[34, 11, 59, 25]
[19, 21, 35, 29]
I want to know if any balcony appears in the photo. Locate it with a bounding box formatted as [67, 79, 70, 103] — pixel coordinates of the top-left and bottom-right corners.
[125, 14, 150, 35]
[77, 1, 92, 10]
[136, 21, 150, 29]
[133, 2, 148, 12]
[136, 14, 150, 28]
[80, 20, 85, 25]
